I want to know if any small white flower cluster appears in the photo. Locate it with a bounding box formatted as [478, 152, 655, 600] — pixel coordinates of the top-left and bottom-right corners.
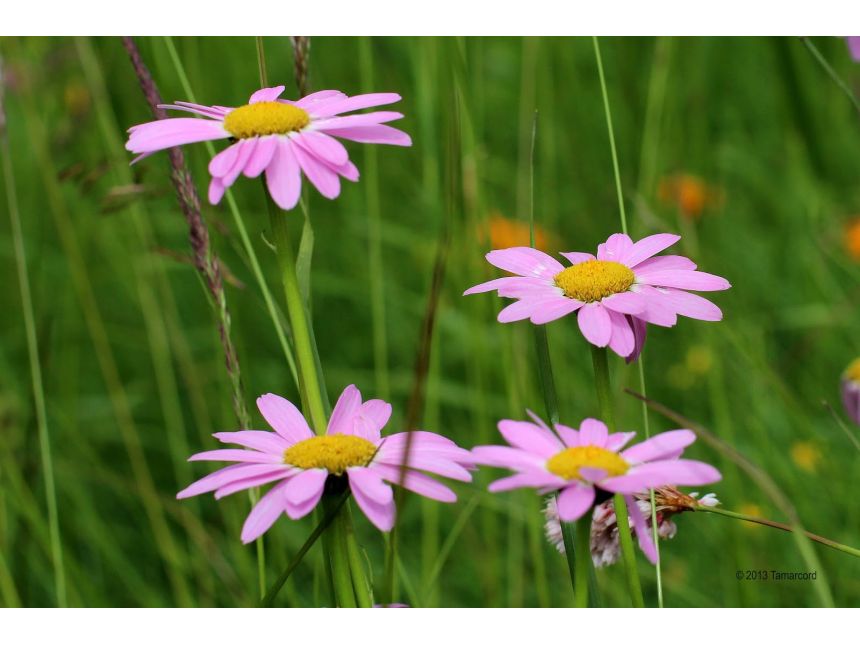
[544, 490, 719, 568]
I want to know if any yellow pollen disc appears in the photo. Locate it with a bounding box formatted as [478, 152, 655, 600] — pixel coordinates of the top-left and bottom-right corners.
[284, 435, 377, 475]
[554, 260, 635, 302]
[546, 445, 629, 481]
[846, 357, 860, 383]
[223, 102, 310, 138]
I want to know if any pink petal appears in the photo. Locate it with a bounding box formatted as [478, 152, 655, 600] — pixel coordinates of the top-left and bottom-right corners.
[209, 142, 242, 177]
[485, 247, 564, 278]
[470, 445, 546, 470]
[620, 233, 681, 267]
[126, 118, 229, 154]
[265, 139, 302, 210]
[354, 399, 392, 442]
[295, 90, 347, 109]
[560, 252, 596, 265]
[554, 424, 580, 447]
[530, 298, 584, 325]
[188, 449, 281, 463]
[578, 418, 609, 447]
[621, 429, 696, 463]
[374, 453, 471, 481]
[372, 464, 457, 502]
[601, 291, 646, 315]
[249, 85, 286, 104]
[221, 138, 257, 187]
[631, 254, 696, 274]
[283, 468, 328, 506]
[160, 102, 228, 119]
[213, 431, 290, 454]
[487, 471, 565, 492]
[350, 477, 396, 531]
[631, 286, 678, 327]
[292, 139, 341, 199]
[497, 298, 548, 323]
[240, 481, 288, 543]
[498, 420, 562, 457]
[348, 467, 394, 504]
[577, 303, 612, 347]
[638, 269, 731, 292]
[208, 177, 226, 205]
[214, 468, 295, 499]
[321, 124, 412, 146]
[177, 463, 284, 499]
[314, 111, 404, 130]
[625, 494, 658, 564]
[660, 288, 723, 321]
[556, 483, 596, 522]
[602, 459, 721, 493]
[283, 485, 325, 520]
[596, 233, 634, 262]
[627, 316, 647, 363]
[605, 431, 637, 452]
[243, 136, 278, 178]
[327, 384, 362, 436]
[256, 393, 315, 442]
[607, 309, 635, 358]
[294, 131, 349, 166]
[308, 92, 402, 118]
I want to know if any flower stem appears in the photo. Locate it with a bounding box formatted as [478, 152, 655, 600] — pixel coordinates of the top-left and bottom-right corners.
[589, 345, 644, 607]
[573, 513, 592, 608]
[322, 493, 357, 608]
[344, 503, 374, 607]
[698, 506, 860, 559]
[266, 199, 328, 435]
[260, 489, 349, 607]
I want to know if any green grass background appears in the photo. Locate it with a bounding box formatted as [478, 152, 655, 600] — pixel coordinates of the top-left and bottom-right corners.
[1, 36, 859, 607]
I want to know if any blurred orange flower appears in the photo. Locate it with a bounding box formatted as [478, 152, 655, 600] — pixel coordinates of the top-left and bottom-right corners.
[481, 211, 551, 250]
[658, 173, 723, 221]
[844, 218, 860, 261]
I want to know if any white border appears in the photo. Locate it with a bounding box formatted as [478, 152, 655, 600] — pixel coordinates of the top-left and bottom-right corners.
[1, 607, 855, 644]
[0, 1, 858, 36]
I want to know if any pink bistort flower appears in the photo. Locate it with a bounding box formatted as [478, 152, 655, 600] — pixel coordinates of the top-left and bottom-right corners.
[178, 385, 471, 542]
[464, 233, 730, 360]
[126, 86, 411, 210]
[471, 414, 721, 562]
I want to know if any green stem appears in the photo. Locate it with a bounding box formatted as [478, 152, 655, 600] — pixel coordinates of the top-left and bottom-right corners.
[573, 514, 592, 608]
[638, 359, 663, 608]
[266, 200, 328, 435]
[343, 503, 374, 607]
[801, 37, 860, 116]
[590, 345, 644, 607]
[322, 493, 357, 608]
[592, 36, 628, 235]
[699, 506, 860, 559]
[162, 36, 299, 389]
[260, 490, 349, 606]
[2, 114, 67, 608]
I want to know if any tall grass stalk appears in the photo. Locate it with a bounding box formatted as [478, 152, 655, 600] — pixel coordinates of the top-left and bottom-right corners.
[591, 36, 647, 608]
[1, 85, 67, 608]
[162, 36, 299, 389]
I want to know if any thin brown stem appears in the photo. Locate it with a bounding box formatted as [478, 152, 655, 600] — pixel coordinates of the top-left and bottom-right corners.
[121, 36, 251, 431]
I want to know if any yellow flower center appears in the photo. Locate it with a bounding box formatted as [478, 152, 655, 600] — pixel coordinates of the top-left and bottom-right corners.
[223, 101, 310, 139]
[284, 435, 377, 475]
[546, 445, 630, 481]
[846, 357, 860, 383]
[554, 260, 635, 302]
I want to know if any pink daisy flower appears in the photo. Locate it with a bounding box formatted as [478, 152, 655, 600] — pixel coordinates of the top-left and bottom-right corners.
[471, 413, 721, 562]
[178, 385, 472, 543]
[126, 85, 411, 210]
[464, 233, 730, 360]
